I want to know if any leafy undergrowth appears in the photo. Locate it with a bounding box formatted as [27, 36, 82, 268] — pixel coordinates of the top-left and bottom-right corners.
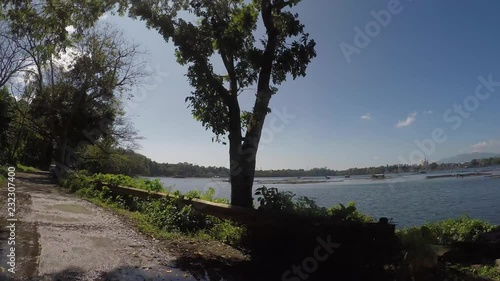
[426, 216, 496, 245]
[61, 171, 500, 281]
[396, 216, 499, 280]
[62, 171, 246, 247]
[67, 171, 166, 192]
[16, 164, 41, 172]
[254, 186, 374, 222]
[453, 264, 500, 280]
[0, 166, 8, 185]
[84, 196, 250, 275]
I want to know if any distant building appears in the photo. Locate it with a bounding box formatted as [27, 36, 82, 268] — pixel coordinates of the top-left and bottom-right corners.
[421, 158, 429, 169]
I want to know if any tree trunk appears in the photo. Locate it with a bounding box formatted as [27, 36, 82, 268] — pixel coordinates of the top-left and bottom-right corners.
[229, 89, 270, 208]
[227, 0, 279, 207]
[229, 138, 256, 208]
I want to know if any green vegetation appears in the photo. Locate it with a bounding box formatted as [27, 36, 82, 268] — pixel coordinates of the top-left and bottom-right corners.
[120, 0, 317, 207]
[425, 216, 496, 245]
[0, 166, 8, 185]
[398, 215, 496, 246]
[452, 264, 500, 280]
[62, 172, 379, 246]
[0, 10, 147, 173]
[396, 217, 498, 280]
[68, 150, 500, 178]
[62, 172, 245, 246]
[470, 157, 500, 167]
[255, 186, 374, 222]
[15, 164, 41, 173]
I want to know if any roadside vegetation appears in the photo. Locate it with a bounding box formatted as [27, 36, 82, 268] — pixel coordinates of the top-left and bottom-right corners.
[0, 166, 6, 185]
[396, 217, 499, 280]
[15, 164, 41, 173]
[62, 171, 245, 246]
[59, 171, 499, 280]
[60, 171, 376, 247]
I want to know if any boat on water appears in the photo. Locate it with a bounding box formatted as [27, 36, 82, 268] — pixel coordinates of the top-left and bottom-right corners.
[372, 173, 385, 179]
[345, 175, 350, 178]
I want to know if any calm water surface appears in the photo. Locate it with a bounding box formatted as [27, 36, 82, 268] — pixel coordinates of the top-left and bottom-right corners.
[147, 167, 500, 228]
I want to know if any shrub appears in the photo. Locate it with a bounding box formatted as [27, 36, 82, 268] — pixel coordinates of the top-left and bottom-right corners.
[424, 215, 495, 245]
[328, 202, 374, 223]
[396, 226, 440, 274]
[71, 173, 167, 192]
[61, 171, 244, 246]
[255, 186, 373, 222]
[16, 164, 41, 172]
[0, 166, 6, 185]
[208, 220, 246, 245]
[255, 186, 296, 213]
[396, 217, 497, 278]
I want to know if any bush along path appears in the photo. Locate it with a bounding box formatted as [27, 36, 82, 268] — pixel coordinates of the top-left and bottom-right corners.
[3, 170, 498, 281]
[0, 172, 228, 281]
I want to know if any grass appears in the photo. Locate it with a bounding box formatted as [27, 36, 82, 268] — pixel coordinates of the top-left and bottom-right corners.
[396, 217, 499, 280]
[16, 164, 41, 172]
[84, 196, 183, 241]
[0, 166, 8, 186]
[62, 171, 245, 246]
[450, 264, 500, 280]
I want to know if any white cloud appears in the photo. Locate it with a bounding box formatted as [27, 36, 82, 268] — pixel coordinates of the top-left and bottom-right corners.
[53, 47, 83, 72]
[361, 113, 371, 120]
[396, 112, 417, 128]
[65, 25, 75, 34]
[422, 110, 433, 115]
[471, 139, 500, 152]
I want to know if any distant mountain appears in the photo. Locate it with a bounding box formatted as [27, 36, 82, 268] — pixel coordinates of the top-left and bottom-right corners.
[438, 152, 500, 164]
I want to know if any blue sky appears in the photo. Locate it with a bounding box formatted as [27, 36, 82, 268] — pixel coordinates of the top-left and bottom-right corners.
[101, 0, 500, 170]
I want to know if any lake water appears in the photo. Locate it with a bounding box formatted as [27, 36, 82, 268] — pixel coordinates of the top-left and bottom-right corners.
[147, 167, 500, 228]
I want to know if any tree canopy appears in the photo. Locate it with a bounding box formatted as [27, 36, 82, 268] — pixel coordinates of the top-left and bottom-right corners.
[121, 0, 316, 206]
[0, 2, 148, 175]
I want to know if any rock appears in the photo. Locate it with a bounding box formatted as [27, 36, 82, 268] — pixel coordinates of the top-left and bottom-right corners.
[495, 259, 500, 267]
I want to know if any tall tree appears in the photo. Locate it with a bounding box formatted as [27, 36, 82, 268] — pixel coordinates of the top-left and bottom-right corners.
[0, 87, 15, 162]
[0, 21, 31, 88]
[27, 24, 147, 171]
[122, 0, 316, 207]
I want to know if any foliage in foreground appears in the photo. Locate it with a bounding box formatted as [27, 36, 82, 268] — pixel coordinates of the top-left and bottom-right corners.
[0, 166, 9, 185]
[255, 186, 374, 223]
[62, 172, 244, 246]
[396, 216, 497, 279]
[63, 171, 165, 193]
[15, 164, 41, 172]
[452, 264, 500, 281]
[424, 216, 496, 245]
[398, 216, 496, 246]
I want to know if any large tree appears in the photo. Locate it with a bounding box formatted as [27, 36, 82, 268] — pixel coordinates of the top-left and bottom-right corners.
[122, 0, 316, 207]
[0, 21, 31, 88]
[29, 24, 147, 170]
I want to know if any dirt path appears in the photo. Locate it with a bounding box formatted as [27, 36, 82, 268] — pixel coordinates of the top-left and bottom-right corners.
[0, 172, 202, 281]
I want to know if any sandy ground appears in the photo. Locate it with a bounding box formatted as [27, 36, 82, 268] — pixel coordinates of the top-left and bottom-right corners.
[0, 172, 203, 281]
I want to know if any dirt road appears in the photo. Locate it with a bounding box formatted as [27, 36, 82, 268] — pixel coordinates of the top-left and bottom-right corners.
[0, 172, 201, 281]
